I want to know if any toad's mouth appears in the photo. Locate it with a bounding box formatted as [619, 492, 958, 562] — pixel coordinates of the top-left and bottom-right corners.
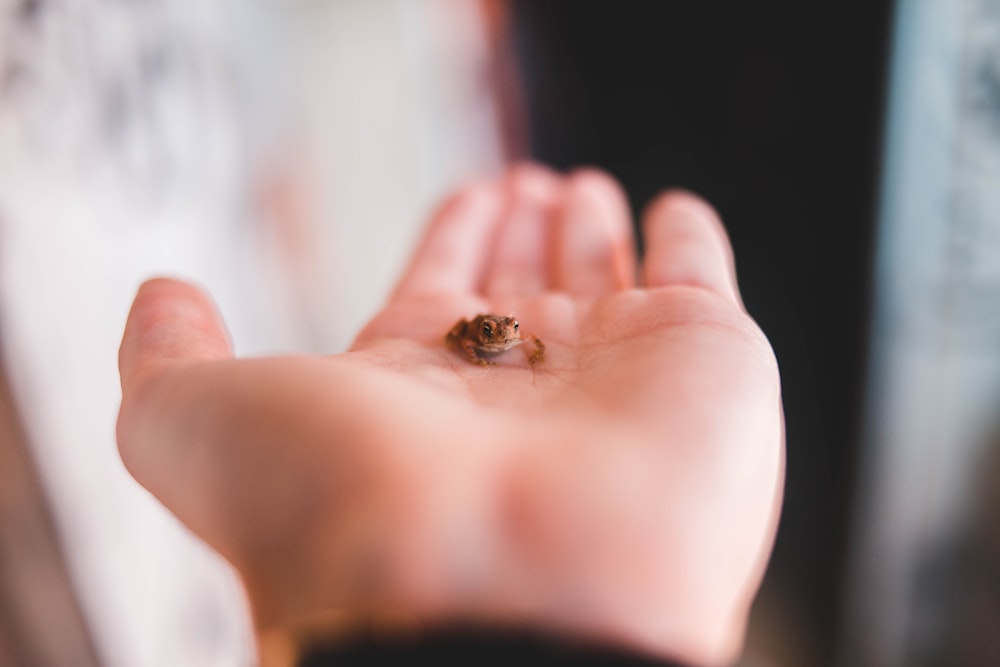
[478, 339, 524, 353]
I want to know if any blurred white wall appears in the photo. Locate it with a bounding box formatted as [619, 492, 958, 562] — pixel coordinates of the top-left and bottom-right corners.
[0, 1, 502, 665]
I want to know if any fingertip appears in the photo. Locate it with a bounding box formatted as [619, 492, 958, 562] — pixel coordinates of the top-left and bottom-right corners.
[506, 161, 561, 202]
[564, 167, 622, 200]
[438, 179, 501, 220]
[119, 277, 233, 395]
[642, 189, 726, 242]
[641, 190, 741, 306]
[643, 187, 713, 212]
[563, 167, 634, 239]
[132, 276, 214, 305]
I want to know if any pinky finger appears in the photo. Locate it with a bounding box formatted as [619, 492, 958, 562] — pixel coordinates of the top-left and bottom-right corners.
[641, 190, 742, 307]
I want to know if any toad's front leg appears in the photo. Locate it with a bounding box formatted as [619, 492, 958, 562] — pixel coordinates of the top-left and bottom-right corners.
[462, 339, 491, 367]
[526, 335, 545, 366]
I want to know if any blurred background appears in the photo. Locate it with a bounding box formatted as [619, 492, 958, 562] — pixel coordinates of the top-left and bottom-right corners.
[1, 1, 999, 665]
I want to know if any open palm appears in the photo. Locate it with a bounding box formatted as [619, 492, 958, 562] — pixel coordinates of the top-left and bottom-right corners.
[118, 166, 783, 666]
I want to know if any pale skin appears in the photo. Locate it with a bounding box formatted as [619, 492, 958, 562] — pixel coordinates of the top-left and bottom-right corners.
[117, 165, 784, 666]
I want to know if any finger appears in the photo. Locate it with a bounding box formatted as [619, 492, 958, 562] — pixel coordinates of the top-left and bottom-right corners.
[484, 163, 561, 297]
[552, 169, 636, 296]
[117, 278, 238, 550]
[393, 181, 503, 298]
[119, 277, 233, 395]
[641, 190, 742, 306]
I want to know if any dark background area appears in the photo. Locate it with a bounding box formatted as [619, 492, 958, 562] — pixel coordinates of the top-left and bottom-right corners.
[509, 0, 894, 662]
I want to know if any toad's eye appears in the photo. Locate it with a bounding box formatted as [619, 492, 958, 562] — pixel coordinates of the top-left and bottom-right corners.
[513, 321, 519, 331]
[482, 324, 492, 337]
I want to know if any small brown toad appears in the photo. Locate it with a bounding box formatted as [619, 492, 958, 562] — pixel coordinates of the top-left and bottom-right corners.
[445, 314, 545, 367]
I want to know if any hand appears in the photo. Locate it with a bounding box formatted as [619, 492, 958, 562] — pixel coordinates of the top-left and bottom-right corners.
[117, 165, 783, 666]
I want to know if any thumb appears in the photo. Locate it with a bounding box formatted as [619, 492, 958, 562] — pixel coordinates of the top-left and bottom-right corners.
[116, 278, 256, 568]
[119, 277, 233, 395]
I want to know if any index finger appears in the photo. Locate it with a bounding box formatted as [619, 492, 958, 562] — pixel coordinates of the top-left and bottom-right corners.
[392, 182, 503, 299]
